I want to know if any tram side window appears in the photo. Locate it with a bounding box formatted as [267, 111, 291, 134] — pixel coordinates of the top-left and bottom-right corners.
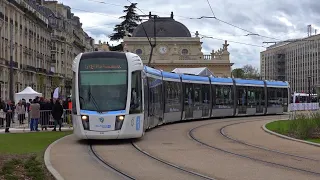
[267, 88, 281, 107]
[130, 71, 142, 114]
[247, 87, 256, 107]
[282, 88, 288, 105]
[71, 72, 77, 114]
[148, 77, 163, 117]
[164, 81, 182, 113]
[194, 84, 202, 108]
[236, 86, 247, 106]
[184, 83, 194, 106]
[201, 84, 210, 104]
[215, 85, 233, 108]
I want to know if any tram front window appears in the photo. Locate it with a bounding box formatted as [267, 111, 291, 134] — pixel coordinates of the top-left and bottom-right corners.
[78, 57, 128, 112]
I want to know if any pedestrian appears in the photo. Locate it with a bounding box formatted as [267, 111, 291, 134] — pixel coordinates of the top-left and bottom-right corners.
[16, 100, 25, 124]
[3, 100, 14, 133]
[52, 99, 63, 131]
[30, 99, 40, 132]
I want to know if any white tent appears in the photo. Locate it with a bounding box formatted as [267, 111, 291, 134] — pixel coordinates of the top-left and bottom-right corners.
[15, 86, 42, 103]
[172, 67, 215, 77]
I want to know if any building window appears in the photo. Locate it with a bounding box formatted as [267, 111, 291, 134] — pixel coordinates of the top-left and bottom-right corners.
[181, 49, 188, 55]
[136, 49, 142, 55]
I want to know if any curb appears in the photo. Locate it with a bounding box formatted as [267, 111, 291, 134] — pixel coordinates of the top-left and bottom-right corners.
[44, 134, 73, 180]
[262, 121, 320, 148]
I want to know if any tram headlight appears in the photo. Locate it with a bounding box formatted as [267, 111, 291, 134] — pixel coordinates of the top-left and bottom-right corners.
[117, 115, 124, 121]
[81, 115, 89, 121]
[81, 115, 89, 130]
[115, 115, 125, 130]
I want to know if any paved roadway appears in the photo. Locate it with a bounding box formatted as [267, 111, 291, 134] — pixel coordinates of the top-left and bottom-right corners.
[48, 114, 320, 180]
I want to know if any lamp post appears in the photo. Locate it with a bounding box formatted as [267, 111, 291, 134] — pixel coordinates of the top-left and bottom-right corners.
[308, 76, 311, 103]
[0, 18, 3, 100]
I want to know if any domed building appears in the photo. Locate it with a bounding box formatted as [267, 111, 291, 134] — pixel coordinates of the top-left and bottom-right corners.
[122, 12, 233, 77]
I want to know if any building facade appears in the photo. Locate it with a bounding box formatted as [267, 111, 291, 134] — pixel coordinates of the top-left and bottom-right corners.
[122, 12, 233, 77]
[0, 0, 94, 100]
[94, 40, 110, 51]
[260, 35, 320, 93]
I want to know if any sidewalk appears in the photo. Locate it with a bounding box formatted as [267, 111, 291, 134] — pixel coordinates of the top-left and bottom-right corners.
[0, 127, 73, 134]
[46, 134, 122, 180]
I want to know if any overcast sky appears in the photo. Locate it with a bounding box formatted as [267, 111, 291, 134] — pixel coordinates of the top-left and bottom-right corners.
[58, 0, 319, 70]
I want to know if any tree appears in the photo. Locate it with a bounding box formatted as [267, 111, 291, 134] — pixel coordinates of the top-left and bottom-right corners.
[232, 68, 245, 78]
[242, 64, 260, 79]
[109, 3, 141, 42]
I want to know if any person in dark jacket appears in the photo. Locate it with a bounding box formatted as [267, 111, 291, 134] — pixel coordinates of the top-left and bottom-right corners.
[3, 100, 14, 133]
[52, 99, 64, 131]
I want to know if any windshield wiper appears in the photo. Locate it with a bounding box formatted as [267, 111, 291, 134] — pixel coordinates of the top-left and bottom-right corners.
[87, 86, 102, 113]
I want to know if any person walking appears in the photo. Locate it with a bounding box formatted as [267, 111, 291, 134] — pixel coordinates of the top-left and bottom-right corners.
[52, 99, 63, 131]
[16, 100, 25, 124]
[30, 99, 40, 132]
[3, 100, 14, 133]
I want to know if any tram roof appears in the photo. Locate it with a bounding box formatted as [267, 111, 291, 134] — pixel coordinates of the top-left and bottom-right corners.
[234, 78, 264, 86]
[210, 77, 233, 84]
[144, 66, 162, 76]
[162, 71, 180, 79]
[181, 74, 210, 82]
[265, 80, 289, 87]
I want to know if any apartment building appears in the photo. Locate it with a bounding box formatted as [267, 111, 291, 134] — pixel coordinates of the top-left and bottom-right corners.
[0, 0, 94, 100]
[260, 35, 320, 93]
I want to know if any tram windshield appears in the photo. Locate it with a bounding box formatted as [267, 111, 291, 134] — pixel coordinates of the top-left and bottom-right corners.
[78, 57, 128, 112]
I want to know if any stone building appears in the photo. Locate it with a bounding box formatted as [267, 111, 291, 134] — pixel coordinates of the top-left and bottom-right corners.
[260, 34, 320, 93]
[94, 40, 110, 51]
[0, 0, 94, 100]
[122, 12, 233, 77]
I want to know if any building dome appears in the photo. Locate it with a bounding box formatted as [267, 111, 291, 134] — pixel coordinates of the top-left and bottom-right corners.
[132, 12, 191, 38]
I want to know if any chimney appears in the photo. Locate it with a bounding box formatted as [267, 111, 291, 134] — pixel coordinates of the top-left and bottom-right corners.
[316, 29, 317, 35]
[171, 12, 174, 19]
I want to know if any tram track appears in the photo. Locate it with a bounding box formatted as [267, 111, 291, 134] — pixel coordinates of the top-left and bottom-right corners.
[189, 119, 320, 176]
[89, 140, 215, 179]
[88, 143, 136, 180]
[220, 121, 320, 162]
[130, 141, 216, 180]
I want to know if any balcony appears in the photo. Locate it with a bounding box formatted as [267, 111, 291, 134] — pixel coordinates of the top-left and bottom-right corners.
[36, 68, 47, 74]
[5, 61, 18, 68]
[26, 65, 36, 72]
[203, 55, 212, 60]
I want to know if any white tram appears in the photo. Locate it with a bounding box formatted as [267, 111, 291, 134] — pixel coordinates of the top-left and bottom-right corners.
[72, 51, 290, 140]
[72, 51, 145, 139]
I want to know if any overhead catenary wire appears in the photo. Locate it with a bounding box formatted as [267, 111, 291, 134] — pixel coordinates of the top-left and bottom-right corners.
[69, 5, 266, 48]
[86, 0, 281, 41]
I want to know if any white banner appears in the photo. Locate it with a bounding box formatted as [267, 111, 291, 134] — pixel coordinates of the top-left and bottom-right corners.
[53, 87, 60, 99]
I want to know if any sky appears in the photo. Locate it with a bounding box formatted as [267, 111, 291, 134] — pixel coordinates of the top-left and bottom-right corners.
[58, 0, 320, 71]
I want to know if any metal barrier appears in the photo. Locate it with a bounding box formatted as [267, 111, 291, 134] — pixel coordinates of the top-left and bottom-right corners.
[288, 109, 320, 120]
[0, 109, 73, 130]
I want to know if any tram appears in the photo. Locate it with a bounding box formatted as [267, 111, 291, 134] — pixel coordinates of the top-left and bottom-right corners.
[71, 51, 290, 140]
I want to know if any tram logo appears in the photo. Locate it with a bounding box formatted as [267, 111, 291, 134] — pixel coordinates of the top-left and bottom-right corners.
[99, 117, 104, 123]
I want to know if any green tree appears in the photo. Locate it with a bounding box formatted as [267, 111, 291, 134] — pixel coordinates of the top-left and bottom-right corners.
[37, 74, 45, 92]
[109, 3, 141, 51]
[242, 64, 260, 79]
[232, 68, 245, 78]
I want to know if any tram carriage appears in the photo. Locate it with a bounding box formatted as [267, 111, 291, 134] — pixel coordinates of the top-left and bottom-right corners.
[72, 51, 290, 140]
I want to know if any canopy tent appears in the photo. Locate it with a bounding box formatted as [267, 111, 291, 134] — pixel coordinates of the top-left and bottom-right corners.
[14, 86, 42, 103]
[172, 67, 214, 77]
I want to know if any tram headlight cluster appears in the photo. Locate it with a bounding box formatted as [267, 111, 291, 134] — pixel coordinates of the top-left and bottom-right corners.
[81, 115, 90, 130]
[115, 115, 125, 130]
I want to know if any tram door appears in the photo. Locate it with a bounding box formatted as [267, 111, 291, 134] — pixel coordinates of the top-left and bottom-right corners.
[184, 83, 194, 119]
[256, 87, 264, 113]
[202, 84, 210, 117]
[237, 86, 247, 114]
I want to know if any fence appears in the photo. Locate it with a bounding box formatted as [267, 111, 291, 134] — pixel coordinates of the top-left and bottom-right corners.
[0, 109, 73, 130]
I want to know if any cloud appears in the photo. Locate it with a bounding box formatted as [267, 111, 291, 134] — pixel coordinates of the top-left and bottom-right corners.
[58, 0, 319, 71]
